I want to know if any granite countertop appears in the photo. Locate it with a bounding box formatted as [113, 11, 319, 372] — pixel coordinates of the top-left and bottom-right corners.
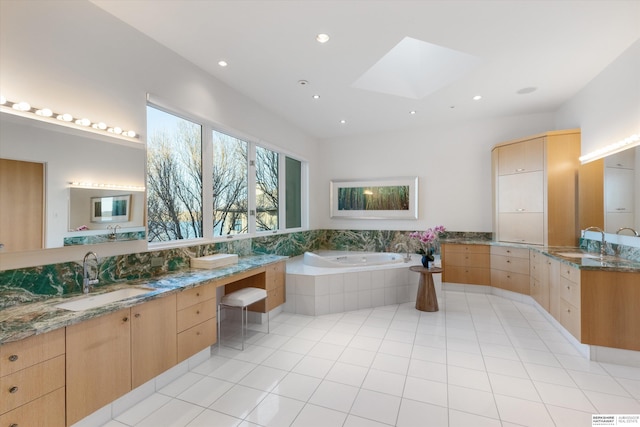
[441, 238, 640, 273]
[0, 254, 287, 345]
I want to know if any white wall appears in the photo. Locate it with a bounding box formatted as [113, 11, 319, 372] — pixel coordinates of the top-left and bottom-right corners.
[555, 39, 640, 156]
[317, 112, 556, 232]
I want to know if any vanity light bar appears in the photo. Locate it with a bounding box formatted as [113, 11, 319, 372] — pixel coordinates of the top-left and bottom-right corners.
[0, 95, 138, 139]
[579, 133, 640, 164]
[69, 182, 146, 191]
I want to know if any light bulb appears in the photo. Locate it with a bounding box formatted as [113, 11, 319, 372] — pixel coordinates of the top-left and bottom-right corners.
[76, 118, 91, 126]
[0, 95, 6, 105]
[36, 108, 53, 117]
[57, 113, 73, 122]
[12, 101, 31, 111]
[125, 130, 136, 138]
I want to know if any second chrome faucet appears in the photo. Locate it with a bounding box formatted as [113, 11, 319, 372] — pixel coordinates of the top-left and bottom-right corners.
[83, 251, 100, 293]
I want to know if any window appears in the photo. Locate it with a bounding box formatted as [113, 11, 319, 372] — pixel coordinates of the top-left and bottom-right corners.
[147, 103, 306, 245]
[212, 130, 248, 236]
[146, 106, 202, 243]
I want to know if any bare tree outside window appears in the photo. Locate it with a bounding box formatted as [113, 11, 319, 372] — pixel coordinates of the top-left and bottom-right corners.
[212, 130, 248, 236]
[256, 146, 279, 231]
[147, 107, 202, 242]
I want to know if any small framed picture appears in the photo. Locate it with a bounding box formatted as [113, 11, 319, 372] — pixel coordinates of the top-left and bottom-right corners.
[91, 194, 131, 223]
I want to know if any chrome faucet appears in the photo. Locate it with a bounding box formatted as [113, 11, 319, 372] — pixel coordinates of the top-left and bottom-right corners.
[582, 226, 606, 258]
[83, 251, 99, 294]
[395, 243, 411, 262]
[616, 227, 639, 237]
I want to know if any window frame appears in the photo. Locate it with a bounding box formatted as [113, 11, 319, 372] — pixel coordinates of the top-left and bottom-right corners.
[146, 97, 308, 250]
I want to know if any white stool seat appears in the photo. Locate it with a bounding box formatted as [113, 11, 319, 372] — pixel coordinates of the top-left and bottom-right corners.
[218, 287, 269, 350]
[221, 287, 267, 307]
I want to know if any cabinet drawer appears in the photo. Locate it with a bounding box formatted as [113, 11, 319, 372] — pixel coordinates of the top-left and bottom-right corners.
[0, 387, 65, 427]
[560, 299, 581, 340]
[491, 255, 530, 275]
[266, 286, 285, 312]
[490, 246, 530, 259]
[491, 270, 530, 295]
[0, 328, 65, 376]
[177, 299, 216, 333]
[560, 265, 580, 284]
[444, 251, 490, 268]
[443, 244, 489, 254]
[265, 262, 285, 291]
[443, 266, 490, 286]
[176, 282, 216, 311]
[530, 260, 541, 281]
[0, 354, 65, 413]
[560, 276, 580, 307]
[177, 317, 217, 362]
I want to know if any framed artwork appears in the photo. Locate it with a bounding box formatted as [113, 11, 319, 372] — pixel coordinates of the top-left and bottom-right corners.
[91, 194, 131, 223]
[330, 177, 418, 219]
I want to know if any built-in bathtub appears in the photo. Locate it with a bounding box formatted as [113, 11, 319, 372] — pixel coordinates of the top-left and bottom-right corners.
[285, 251, 441, 316]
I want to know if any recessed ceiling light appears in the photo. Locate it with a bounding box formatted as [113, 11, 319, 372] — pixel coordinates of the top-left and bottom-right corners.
[340, 119, 346, 124]
[298, 80, 309, 86]
[517, 86, 537, 95]
[410, 110, 416, 115]
[449, 105, 456, 109]
[316, 33, 330, 43]
[473, 95, 482, 101]
[312, 94, 320, 99]
[218, 60, 228, 67]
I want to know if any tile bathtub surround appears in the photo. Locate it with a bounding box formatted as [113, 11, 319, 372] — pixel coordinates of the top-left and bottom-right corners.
[95, 290, 640, 427]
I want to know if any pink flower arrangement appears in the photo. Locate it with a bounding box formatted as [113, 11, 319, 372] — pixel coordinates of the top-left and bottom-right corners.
[410, 225, 446, 254]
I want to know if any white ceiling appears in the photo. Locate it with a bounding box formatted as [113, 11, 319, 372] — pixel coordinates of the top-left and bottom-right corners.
[90, 0, 640, 140]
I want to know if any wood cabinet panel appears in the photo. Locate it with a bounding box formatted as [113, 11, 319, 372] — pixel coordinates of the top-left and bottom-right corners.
[497, 137, 544, 175]
[491, 246, 530, 258]
[444, 266, 491, 286]
[560, 275, 580, 308]
[0, 354, 64, 414]
[497, 213, 544, 245]
[176, 282, 217, 311]
[177, 299, 216, 333]
[0, 387, 65, 427]
[265, 261, 285, 291]
[442, 244, 490, 254]
[177, 317, 217, 362]
[443, 251, 490, 267]
[66, 308, 132, 426]
[0, 328, 65, 376]
[559, 299, 581, 340]
[581, 271, 640, 351]
[491, 269, 530, 295]
[442, 244, 491, 285]
[131, 295, 177, 388]
[498, 172, 544, 213]
[491, 255, 530, 275]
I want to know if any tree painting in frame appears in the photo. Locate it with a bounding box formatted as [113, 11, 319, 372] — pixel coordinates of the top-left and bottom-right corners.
[330, 177, 418, 219]
[91, 194, 131, 223]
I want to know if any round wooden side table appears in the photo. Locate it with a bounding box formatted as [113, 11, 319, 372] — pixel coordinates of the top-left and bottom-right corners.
[410, 266, 442, 312]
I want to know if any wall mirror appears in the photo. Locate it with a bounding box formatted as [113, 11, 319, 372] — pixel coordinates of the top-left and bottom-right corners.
[579, 144, 639, 237]
[0, 112, 147, 268]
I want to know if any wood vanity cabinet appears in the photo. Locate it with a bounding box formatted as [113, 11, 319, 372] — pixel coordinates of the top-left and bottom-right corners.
[492, 129, 581, 246]
[132, 295, 177, 388]
[67, 295, 178, 425]
[581, 270, 640, 351]
[176, 282, 217, 362]
[490, 246, 530, 294]
[223, 261, 287, 313]
[558, 264, 581, 340]
[529, 251, 550, 311]
[66, 308, 132, 426]
[0, 328, 65, 427]
[441, 244, 491, 286]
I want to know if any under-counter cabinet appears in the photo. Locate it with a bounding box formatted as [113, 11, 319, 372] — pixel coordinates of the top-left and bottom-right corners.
[176, 281, 217, 362]
[490, 246, 530, 295]
[558, 264, 581, 340]
[492, 129, 581, 246]
[441, 244, 490, 286]
[529, 251, 550, 311]
[66, 295, 177, 426]
[0, 328, 66, 427]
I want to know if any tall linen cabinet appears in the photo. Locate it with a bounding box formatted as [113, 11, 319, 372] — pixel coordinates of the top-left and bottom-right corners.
[492, 129, 581, 247]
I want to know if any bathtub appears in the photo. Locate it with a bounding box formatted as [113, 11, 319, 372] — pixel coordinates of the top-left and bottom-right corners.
[285, 251, 441, 316]
[303, 251, 405, 268]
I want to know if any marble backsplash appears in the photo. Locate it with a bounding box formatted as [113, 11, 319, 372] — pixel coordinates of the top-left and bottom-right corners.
[2, 229, 637, 298]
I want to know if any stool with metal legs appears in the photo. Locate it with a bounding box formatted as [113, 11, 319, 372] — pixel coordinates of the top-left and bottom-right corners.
[217, 287, 269, 350]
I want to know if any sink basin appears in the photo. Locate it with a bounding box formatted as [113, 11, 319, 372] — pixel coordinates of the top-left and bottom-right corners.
[55, 287, 153, 311]
[554, 252, 599, 259]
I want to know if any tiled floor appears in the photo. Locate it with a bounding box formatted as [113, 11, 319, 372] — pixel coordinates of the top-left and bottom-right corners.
[103, 291, 640, 427]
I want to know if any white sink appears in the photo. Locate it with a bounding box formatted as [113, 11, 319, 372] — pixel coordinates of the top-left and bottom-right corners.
[55, 287, 153, 311]
[554, 252, 599, 259]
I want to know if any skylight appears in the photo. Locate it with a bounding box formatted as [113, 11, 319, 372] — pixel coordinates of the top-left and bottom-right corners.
[351, 37, 481, 100]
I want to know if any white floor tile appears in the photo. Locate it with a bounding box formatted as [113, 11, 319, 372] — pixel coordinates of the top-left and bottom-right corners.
[545, 405, 594, 427]
[533, 381, 596, 413]
[350, 389, 402, 426]
[371, 352, 410, 375]
[271, 372, 321, 401]
[309, 380, 359, 412]
[407, 359, 447, 383]
[325, 361, 369, 387]
[494, 394, 555, 427]
[396, 398, 447, 427]
[403, 376, 448, 407]
[185, 409, 242, 427]
[448, 385, 499, 419]
[567, 369, 633, 397]
[583, 389, 640, 414]
[238, 365, 288, 392]
[291, 355, 334, 378]
[523, 362, 577, 387]
[448, 409, 501, 427]
[307, 342, 345, 360]
[483, 356, 529, 379]
[245, 393, 304, 427]
[290, 403, 347, 427]
[158, 372, 205, 397]
[177, 376, 234, 407]
[208, 385, 268, 419]
[260, 349, 304, 371]
[114, 393, 172, 426]
[362, 369, 406, 396]
[488, 373, 541, 401]
[135, 399, 203, 427]
[343, 414, 393, 427]
[448, 365, 492, 392]
[208, 359, 257, 383]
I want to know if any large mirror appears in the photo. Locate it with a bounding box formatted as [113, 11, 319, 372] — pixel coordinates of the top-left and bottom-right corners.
[579, 145, 639, 237]
[0, 112, 147, 261]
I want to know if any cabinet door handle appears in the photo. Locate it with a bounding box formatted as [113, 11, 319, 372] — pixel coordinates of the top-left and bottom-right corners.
[10, 423, 18, 427]
[134, 313, 141, 318]
[8, 354, 18, 362]
[196, 292, 200, 297]
[196, 310, 200, 315]
[516, 168, 525, 172]
[9, 386, 19, 394]
[516, 208, 525, 212]
[123, 316, 129, 322]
